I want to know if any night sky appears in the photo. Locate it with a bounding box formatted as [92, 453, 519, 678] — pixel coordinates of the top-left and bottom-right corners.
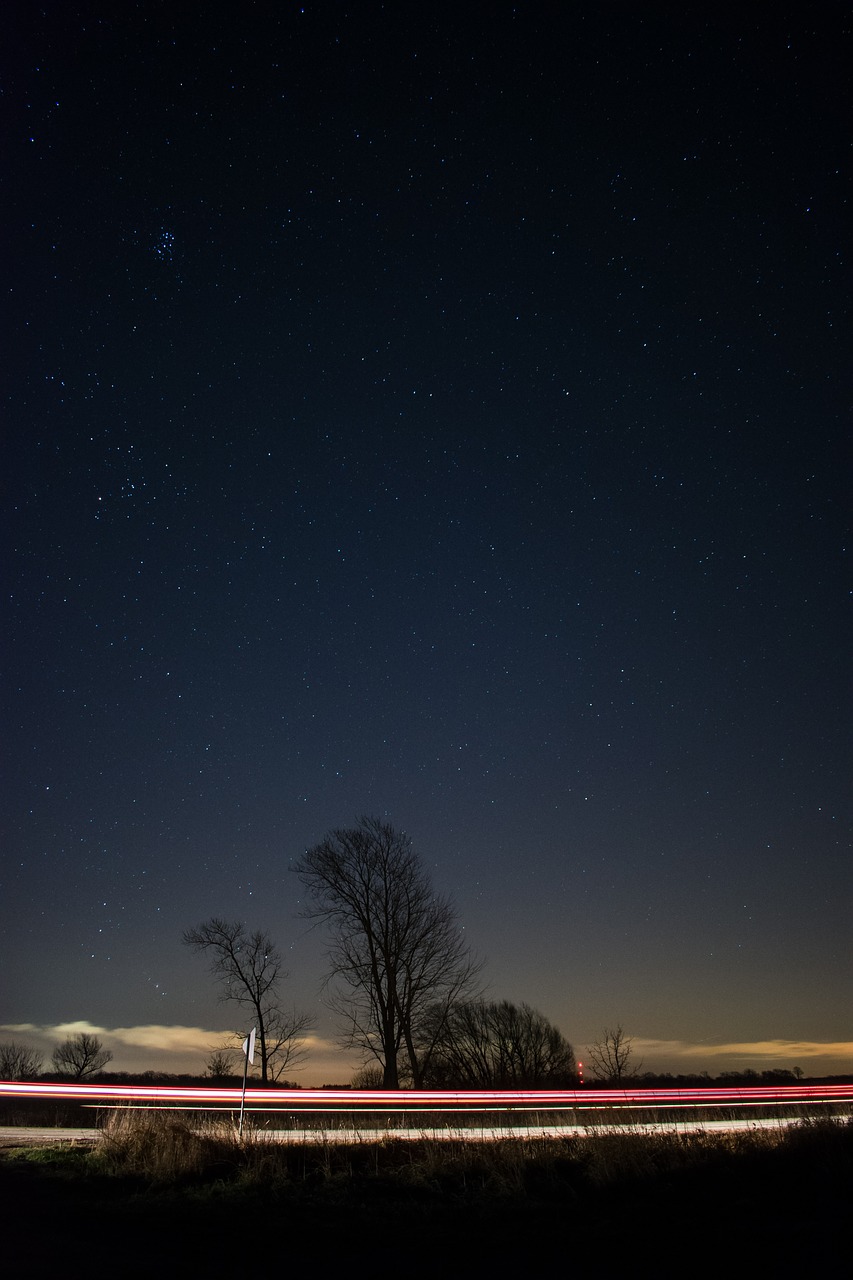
[3, 4, 850, 1082]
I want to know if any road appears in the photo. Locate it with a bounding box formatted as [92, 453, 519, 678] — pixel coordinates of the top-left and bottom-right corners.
[0, 1128, 99, 1148]
[2, 1113, 847, 1148]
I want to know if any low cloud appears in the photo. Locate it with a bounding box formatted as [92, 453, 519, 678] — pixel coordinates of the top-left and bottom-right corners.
[0, 1022, 348, 1081]
[5, 1023, 849, 1081]
[1, 1021, 222, 1066]
[629, 1038, 853, 1072]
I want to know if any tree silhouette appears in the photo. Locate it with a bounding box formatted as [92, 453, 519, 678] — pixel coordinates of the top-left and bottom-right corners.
[587, 1025, 642, 1082]
[183, 918, 311, 1082]
[295, 817, 480, 1088]
[51, 1033, 112, 1079]
[421, 1000, 577, 1087]
[0, 1040, 44, 1080]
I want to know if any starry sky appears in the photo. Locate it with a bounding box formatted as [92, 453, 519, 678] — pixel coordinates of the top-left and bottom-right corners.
[3, 3, 850, 1082]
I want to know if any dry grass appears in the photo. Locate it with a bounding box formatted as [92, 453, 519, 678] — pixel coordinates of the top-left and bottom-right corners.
[3, 1113, 849, 1270]
[98, 1111, 243, 1182]
[90, 1108, 850, 1201]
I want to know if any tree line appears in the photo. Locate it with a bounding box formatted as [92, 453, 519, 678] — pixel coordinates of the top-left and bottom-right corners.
[0, 1032, 113, 1081]
[2, 818, 646, 1088]
[185, 816, 579, 1088]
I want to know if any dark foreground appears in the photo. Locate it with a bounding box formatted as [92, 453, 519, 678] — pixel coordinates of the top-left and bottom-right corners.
[2, 1122, 849, 1275]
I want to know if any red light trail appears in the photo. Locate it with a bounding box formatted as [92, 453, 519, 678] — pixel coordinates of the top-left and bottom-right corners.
[2, 1081, 852, 1110]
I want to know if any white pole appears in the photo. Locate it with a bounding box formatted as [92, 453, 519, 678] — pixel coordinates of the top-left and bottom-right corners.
[239, 1027, 256, 1138]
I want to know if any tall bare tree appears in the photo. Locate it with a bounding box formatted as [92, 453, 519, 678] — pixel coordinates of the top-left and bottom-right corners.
[421, 1000, 577, 1088]
[587, 1024, 642, 1082]
[52, 1033, 112, 1079]
[183, 918, 312, 1082]
[294, 817, 480, 1088]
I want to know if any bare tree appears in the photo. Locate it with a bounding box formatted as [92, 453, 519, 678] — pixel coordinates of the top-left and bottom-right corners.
[183, 918, 312, 1082]
[422, 1000, 577, 1088]
[51, 1033, 113, 1079]
[587, 1024, 642, 1082]
[204, 1045, 238, 1080]
[0, 1040, 44, 1080]
[294, 817, 481, 1088]
[350, 1062, 384, 1089]
[259, 1007, 315, 1082]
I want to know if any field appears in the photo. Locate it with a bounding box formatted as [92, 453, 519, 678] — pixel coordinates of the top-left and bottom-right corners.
[2, 1114, 850, 1274]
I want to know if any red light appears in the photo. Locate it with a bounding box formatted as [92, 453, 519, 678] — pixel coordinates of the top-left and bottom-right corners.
[1, 1080, 851, 1109]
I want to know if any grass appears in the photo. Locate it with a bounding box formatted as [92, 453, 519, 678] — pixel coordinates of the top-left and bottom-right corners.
[2, 1113, 850, 1274]
[7, 1108, 849, 1197]
[84, 1107, 848, 1184]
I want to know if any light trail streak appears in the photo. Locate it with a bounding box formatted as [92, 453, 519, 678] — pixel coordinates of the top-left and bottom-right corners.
[2, 1081, 852, 1110]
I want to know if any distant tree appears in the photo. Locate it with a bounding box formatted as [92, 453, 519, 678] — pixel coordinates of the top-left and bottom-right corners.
[422, 1000, 577, 1088]
[183, 918, 312, 1083]
[0, 1040, 44, 1081]
[586, 1025, 641, 1083]
[294, 817, 481, 1088]
[204, 1045, 238, 1080]
[350, 1063, 385, 1089]
[51, 1033, 113, 1079]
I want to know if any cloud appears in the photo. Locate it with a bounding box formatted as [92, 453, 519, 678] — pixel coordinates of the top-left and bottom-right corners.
[7, 1024, 846, 1081]
[630, 1038, 853, 1069]
[110, 1025, 222, 1053]
[0, 1022, 349, 1081]
[1, 1020, 220, 1057]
